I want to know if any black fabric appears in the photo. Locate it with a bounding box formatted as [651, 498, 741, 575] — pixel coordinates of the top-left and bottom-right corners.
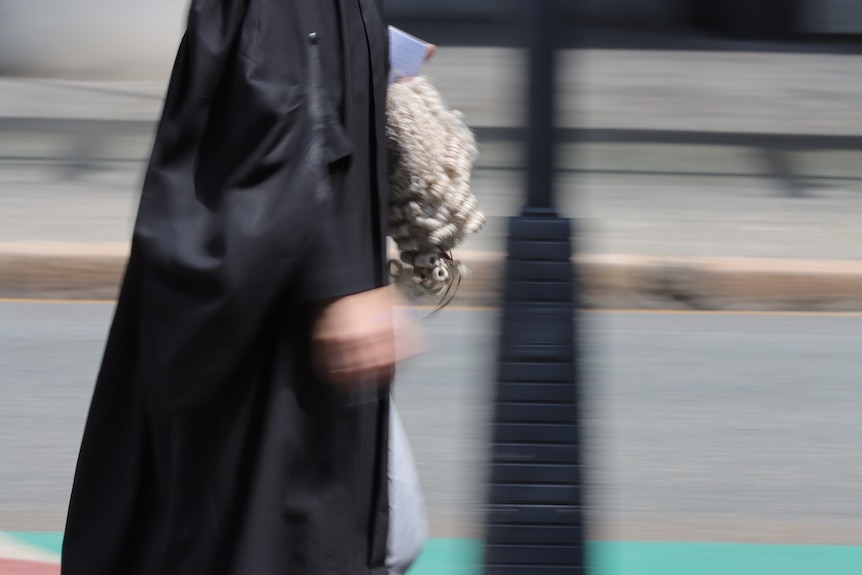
[61, 1, 391, 574]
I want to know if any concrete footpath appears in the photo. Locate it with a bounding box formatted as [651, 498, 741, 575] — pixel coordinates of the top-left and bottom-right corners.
[2, 46, 861, 310]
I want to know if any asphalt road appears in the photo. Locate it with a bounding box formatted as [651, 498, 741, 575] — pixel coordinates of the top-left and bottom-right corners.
[1, 302, 860, 545]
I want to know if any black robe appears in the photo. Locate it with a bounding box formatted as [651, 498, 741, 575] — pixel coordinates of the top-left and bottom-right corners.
[62, 0, 392, 573]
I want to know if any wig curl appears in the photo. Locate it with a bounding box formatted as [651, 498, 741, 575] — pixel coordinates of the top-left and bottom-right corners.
[386, 76, 484, 297]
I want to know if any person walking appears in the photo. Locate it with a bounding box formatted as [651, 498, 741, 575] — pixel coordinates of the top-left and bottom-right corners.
[61, 0, 419, 573]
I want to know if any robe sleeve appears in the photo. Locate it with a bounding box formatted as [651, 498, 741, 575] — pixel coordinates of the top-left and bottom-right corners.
[133, 0, 337, 413]
[297, 0, 392, 301]
[298, 211, 369, 301]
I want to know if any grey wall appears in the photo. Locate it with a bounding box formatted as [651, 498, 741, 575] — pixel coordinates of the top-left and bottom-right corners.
[3, 0, 852, 80]
[387, 0, 679, 23]
[800, 0, 862, 33]
[0, 0, 685, 79]
[0, 0, 188, 79]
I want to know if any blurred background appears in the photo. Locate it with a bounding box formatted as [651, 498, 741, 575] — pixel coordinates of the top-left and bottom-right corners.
[1, 1, 861, 573]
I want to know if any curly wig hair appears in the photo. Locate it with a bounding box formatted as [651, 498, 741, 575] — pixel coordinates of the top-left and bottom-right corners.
[386, 76, 485, 297]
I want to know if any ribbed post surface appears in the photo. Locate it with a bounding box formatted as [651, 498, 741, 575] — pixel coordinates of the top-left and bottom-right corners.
[483, 216, 585, 575]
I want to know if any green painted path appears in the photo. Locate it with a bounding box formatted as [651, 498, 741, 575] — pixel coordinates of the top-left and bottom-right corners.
[412, 539, 862, 575]
[6, 533, 862, 574]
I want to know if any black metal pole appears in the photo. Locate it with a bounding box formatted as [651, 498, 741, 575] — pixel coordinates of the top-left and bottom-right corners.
[525, 0, 558, 212]
[483, 0, 586, 573]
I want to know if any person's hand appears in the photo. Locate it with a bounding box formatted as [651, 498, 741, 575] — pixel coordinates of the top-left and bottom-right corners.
[311, 286, 425, 389]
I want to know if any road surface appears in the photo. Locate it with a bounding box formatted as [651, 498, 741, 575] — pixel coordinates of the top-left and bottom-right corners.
[1, 301, 860, 545]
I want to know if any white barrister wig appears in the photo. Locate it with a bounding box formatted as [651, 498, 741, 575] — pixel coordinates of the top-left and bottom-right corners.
[386, 75, 485, 299]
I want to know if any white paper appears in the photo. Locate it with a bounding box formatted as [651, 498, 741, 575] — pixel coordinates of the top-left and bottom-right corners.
[388, 26, 430, 83]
